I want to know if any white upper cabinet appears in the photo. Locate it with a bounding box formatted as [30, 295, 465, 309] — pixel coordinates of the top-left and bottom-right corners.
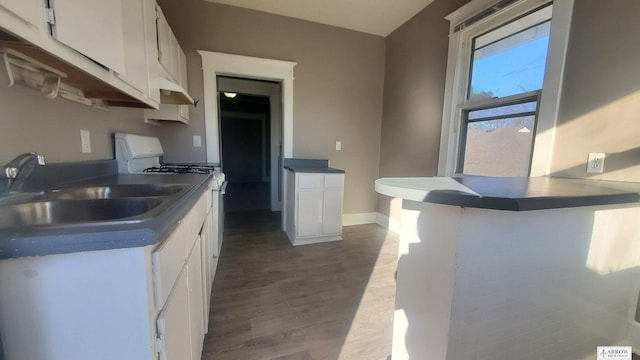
[145, 4, 191, 123]
[156, 5, 181, 83]
[115, 0, 149, 95]
[49, 0, 127, 75]
[0, 0, 43, 29]
[108, 0, 159, 107]
[177, 48, 190, 122]
[0, 0, 168, 108]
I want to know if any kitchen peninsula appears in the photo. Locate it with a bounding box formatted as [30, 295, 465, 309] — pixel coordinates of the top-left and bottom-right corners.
[376, 176, 640, 360]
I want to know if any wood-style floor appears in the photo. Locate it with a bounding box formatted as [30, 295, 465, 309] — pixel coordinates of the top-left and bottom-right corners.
[201, 211, 398, 360]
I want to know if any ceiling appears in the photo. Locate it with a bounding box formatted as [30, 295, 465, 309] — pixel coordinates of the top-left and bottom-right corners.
[203, 0, 436, 36]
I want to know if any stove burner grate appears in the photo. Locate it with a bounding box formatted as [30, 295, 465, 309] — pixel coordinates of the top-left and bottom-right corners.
[143, 164, 218, 174]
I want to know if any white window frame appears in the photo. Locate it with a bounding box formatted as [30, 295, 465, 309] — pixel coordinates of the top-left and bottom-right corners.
[437, 0, 575, 176]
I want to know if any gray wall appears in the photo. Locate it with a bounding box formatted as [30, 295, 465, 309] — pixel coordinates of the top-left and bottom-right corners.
[379, 0, 470, 178]
[377, 0, 470, 216]
[550, 0, 640, 182]
[156, 0, 386, 215]
[0, 70, 155, 164]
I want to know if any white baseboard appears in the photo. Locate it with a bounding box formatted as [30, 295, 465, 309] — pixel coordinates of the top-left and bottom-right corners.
[375, 213, 400, 234]
[342, 212, 377, 226]
[342, 212, 401, 234]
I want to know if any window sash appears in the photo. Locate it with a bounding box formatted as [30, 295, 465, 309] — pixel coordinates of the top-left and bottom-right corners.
[460, 89, 541, 112]
[456, 92, 540, 175]
[466, 3, 552, 102]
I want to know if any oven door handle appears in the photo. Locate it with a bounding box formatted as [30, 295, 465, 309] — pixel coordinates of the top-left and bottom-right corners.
[220, 181, 228, 195]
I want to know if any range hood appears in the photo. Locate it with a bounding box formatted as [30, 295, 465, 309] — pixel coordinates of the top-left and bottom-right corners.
[159, 77, 194, 105]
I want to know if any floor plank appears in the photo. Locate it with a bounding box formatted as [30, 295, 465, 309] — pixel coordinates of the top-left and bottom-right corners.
[202, 211, 398, 360]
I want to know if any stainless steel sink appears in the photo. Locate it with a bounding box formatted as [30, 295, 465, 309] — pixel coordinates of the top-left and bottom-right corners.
[48, 184, 189, 200]
[0, 198, 164, 227]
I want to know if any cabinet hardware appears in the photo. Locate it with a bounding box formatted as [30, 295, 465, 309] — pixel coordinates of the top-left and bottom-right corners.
[45, 7, 55, 25]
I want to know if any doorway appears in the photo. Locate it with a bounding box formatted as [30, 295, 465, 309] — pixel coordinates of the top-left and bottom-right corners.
[217, 76, 282, 213]
[198, 50, 296, 229]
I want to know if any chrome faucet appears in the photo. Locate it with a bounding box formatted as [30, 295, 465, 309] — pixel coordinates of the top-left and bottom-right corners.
[1, 153, 46, 192]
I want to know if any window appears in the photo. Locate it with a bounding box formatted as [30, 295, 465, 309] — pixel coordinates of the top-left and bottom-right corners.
[438, 0, 573, 177]
[459, 3, 552, 176]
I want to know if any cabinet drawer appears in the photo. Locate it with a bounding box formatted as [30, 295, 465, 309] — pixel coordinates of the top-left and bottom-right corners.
[324, 174, 344, 189]
[152, 221, 185, 309]
[297, 174, 323, 190]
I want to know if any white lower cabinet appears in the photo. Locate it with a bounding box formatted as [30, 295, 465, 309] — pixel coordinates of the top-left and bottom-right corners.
[187, 236, 205, 359]
[153, 188, 212, 360]
[156, 269, 191, 360]
[0, 185, 218, 360]
[285, 171, 344, 245]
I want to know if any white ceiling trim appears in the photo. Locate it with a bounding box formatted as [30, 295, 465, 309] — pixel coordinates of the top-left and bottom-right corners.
[203, 0, 436, 36]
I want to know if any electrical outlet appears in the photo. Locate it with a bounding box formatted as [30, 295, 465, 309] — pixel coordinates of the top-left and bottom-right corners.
[587, 153, 605, 173]
[80, 130, 91, 153]
[335, 141, 342, 151]
[193, 135, 202, 147]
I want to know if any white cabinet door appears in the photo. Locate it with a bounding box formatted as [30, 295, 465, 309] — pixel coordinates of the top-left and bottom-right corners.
[177, 48, 190, 120]
[178, 46, 188, 88]
[155, 4, 182, 82]
[201, 210, 213, 327]
[142, 0, 160, 103]
[50, 0, 126, 74]
[297, 190, 323, 237]
[156, 5, 172, 77]
[187, 237, 205, 360]
[149, 5, 190, 123]
[169, 32, 180, 80]
[323, 189, 343, 235]
[157, 269, 191, 360]
[152, 221, 185, 309]
[116, 0, 148, 93]
[0, 0, 43, 28]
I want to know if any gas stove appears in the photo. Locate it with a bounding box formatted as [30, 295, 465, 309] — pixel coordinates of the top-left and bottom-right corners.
[143, 164, 218, 174]
[114, 133, 225, 187]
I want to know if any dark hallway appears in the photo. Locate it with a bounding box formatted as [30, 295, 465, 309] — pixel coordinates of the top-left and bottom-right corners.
[219, 92, 272, 212]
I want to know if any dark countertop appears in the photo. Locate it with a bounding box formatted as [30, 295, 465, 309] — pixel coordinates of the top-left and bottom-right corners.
[283, 158, 345, 174]
[0, 161, 212, 259]
[284, 165, 345, 174]
[375, 176, 640, 211]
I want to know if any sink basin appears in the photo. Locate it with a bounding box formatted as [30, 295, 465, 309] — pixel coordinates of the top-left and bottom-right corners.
[0, 198, 164, 227]
[49, 184, 189, 200]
